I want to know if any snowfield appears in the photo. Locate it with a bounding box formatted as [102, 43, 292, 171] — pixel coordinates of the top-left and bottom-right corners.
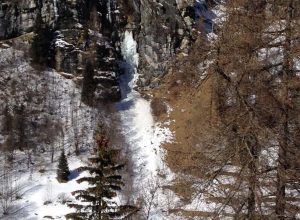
[1, 158, 88, 220]
[0, 42, 96, 219]
[117, 31, 180, 219]
[118, 31, 173, 179]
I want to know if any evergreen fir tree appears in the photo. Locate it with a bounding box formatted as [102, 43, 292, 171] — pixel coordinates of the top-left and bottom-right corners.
[81, 61, 96, 105]
[30, 12, 54, 66]
[66, 129, 137, 220]
[57, 150, 70, 183]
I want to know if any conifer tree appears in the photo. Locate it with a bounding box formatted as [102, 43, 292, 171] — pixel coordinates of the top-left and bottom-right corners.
[66, 128, 137, 220]
[81, 61, 96, 105]
[266, 1, 300, 218]
[31, 11, 54, 66]
[57, 150, 70, 183]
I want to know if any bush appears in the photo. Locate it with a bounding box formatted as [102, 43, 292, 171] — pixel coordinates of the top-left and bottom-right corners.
[30, 14, 54, 66]
[57, 193, 72, 205]
[150, 98, 168, 117]
[56, 150, 70, 183]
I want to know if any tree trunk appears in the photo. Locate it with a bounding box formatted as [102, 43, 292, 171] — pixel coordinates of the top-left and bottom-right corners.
[247, 146, 258, 220]
[275, 1, 293, 218]
[275, 118, 288, 220]
[51, 145, 54, 163]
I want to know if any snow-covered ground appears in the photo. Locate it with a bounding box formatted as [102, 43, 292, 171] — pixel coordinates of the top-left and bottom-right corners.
[0, 42, 96, 220]
[116, 31, 181, 219]
[1, 157, 89, 220]
[118, 30, 173, 179]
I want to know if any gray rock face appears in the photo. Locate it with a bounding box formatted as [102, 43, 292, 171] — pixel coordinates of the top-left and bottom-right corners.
[0, 39, 96, 158]
[126, 0, 192, 89]
[51, 0, 123, 102]
[0, 0, 57, 39]
[0, 0, 214, 102]
[126, 0, 214, 89]
[1, 0, 123, 103]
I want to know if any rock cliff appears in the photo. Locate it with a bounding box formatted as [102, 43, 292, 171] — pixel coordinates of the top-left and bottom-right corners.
[1, 0, 213, 92]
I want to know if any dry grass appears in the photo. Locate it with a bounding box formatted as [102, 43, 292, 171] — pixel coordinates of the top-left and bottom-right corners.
[150, 98, 168, 117]
[152, 69, 217, 175]
[165, 180, 195, 202]
[147, 41, 221, 218]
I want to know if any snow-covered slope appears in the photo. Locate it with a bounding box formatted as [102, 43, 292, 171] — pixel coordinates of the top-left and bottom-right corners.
[1, 158, 89, 220]
[117, 31, 179, 219]
[0, 42, 96, 220]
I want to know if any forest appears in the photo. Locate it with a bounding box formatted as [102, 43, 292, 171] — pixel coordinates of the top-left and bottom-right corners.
[0, 0, 299, 219]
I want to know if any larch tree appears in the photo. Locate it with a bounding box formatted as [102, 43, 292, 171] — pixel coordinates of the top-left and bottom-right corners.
[263, 0, 300, 218]
[202, 0, 300, 218]
[197, 0, 286, 218]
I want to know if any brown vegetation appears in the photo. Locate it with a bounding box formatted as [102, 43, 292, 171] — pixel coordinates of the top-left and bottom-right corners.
[151, 0, 300, 219]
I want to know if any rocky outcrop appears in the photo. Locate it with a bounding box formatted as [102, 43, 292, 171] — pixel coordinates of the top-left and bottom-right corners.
[52, 0, 123, 102]
[1, 0, 124, 103]
[124, 0, 215, 89]
[0, 0, 56, 39]
[0, 0, 214, 102]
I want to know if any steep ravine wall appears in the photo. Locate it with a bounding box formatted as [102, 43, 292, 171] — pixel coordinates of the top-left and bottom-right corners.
[1, 0, 123, 102]
[119, 0, 215, 90]
[0, 0, 213, 92]
[0, 0, 126, 161]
